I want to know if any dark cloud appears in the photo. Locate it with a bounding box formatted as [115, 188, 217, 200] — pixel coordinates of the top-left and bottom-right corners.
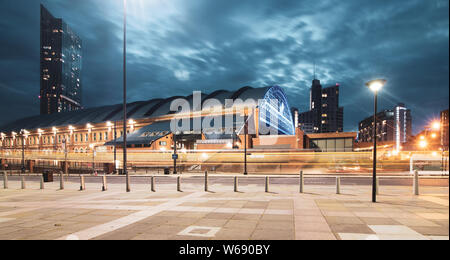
[0, 0, 448, 134]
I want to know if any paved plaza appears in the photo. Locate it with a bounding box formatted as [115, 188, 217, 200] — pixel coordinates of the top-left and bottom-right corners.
[0, 178, 448, 240]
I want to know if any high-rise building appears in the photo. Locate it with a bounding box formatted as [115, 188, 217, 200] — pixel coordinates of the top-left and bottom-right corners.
[298, 79, 344, 133]
[40, 4, 82, 115]
[441, 109, 449, 150]
[358, 103, 412, 150]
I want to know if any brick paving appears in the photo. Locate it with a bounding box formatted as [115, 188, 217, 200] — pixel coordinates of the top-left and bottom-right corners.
[0, 178, 448, 240]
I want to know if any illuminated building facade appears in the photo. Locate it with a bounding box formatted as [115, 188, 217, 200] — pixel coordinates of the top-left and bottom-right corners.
[0, 86, 296, 152]
[358, 103, 412, 150]
[0, 85, 357, 160]
[40, 4, 82, 115]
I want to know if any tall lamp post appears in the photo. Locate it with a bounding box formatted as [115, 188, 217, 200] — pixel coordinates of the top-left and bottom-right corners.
[173, 133, 178, 174]
[123, 0, 130, 192]
[366, 79, 387, 203]
[243, 109, 249, 175]
[114, 120, 117, 174]
[20, 129, 26, 174]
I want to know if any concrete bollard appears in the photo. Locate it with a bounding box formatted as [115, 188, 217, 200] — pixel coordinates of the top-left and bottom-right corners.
[40, 175, 44, 190]
[234, 176, 238, 192]
[150, 176, 156, 192]
[151, 176, 155, 192]
[59, 172, 64, 190]
[102, 175, 107, 191]
[3, 172, 7, 189]
[414, 170, 419, 195]
[299, 171, 304, 193]
[177, 176, 182, 192]
[336, 177, 341, 194]
[80, 175, 85, 191]
[204, 171, 208, 192]
[21, 176, 26, 189]
[265, 176, 270, 193]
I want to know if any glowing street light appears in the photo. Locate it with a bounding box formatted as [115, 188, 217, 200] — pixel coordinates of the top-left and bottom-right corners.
[432, 121, 440, 131]
[419, 140, 428, 149]
[68, 125, 75, 135]
[365, 79, 387, 203]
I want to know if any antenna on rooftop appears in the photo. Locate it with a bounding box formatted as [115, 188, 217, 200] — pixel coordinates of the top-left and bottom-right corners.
[313, 60, 316, 80]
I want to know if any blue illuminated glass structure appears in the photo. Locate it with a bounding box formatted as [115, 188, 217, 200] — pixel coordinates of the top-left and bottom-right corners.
[259, 86, 295, 135]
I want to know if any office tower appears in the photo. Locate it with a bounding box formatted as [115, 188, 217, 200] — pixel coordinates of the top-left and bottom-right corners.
[40, 4, 82, 115]
[298, 79, 344, 133]
[441, 109, 449, 149]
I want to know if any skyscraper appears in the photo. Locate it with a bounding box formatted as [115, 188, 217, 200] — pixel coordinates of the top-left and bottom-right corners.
[298, 78, 344, 133]
[40, 4, 82, 115]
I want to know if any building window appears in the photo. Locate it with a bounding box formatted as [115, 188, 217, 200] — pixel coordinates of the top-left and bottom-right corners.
[104, 132, 108, 141]
[99, 132, 102, 141]
[159, 141, 167, 146]
[93, 133, 97, 141]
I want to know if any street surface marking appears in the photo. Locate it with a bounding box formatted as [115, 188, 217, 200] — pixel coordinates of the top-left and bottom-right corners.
[178, 226, 221, 238]
[57, 192, 205, 240]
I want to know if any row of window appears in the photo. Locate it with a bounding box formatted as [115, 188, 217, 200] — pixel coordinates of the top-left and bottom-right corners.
[0, 131, 127, 147]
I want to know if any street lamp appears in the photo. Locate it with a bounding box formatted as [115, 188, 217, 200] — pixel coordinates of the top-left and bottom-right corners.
[20, 129, 27, 173]
[432, 121, 440, 131]
[418, 140, 428, 149]
[89, 143, 95, 175]
[173, 132, 178, 174]
[366, 79, 387, 203]
[52, 127, 57, 152]
[243, 109, 249, 175]
[123, 0, 130, 192]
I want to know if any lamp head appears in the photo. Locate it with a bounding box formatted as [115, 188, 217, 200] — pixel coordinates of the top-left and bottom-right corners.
[366, 79, 387, 93]
[432, 121, 440, 130]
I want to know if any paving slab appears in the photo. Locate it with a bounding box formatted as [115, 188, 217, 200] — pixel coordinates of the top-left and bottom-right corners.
[0, 180, 447, 240]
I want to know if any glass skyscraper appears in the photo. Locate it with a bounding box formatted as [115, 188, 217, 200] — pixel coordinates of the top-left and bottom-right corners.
[40, 4, 82, 115]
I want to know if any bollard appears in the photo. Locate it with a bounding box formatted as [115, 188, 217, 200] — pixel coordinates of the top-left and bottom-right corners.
[376, 177, 380, 195]
[80, 175, 85, 191]
[336, 177, 341, 194]
[151, 176, 155, 192]
[414, 170, 419, 195]
[102, 175, 107, 191]
[177, 176, 182, 192]
[3, 172, 7, 189]
[234, 176, 238, 192]
[59, 172, 64, 190]
[21, 176, 26, 189]
[204, 171, 208, 192]
[40, 175, 44, 190]
[265, 176, 270, 193]
[299, 171, 304, 193]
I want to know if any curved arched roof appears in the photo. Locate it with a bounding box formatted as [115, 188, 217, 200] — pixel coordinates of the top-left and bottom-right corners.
[0, 86, 283, 133]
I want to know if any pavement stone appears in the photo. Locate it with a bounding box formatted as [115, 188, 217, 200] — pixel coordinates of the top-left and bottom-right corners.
[0, 179, 447, 240]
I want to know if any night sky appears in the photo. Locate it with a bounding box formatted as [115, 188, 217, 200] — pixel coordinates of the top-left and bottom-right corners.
[0, 0, 448, 133]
